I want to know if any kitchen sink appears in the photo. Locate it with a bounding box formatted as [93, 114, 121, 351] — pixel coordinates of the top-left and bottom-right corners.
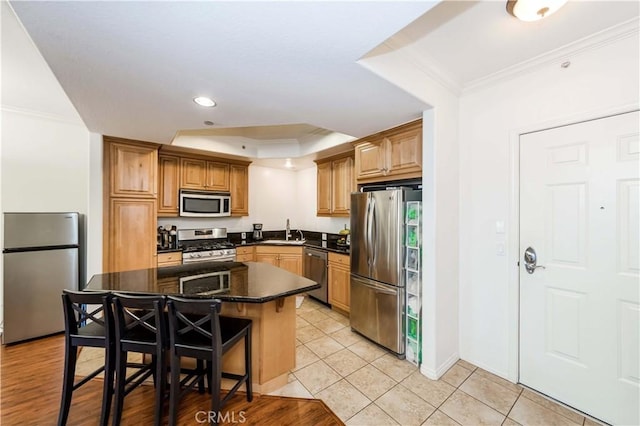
[261, 239, 306, 245]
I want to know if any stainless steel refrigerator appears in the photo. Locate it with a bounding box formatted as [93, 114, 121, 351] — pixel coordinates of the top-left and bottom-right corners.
[350, 189, 421, 356]
[2, 213, 80, 344]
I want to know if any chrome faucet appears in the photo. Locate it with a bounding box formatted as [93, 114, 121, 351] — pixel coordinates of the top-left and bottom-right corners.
[285, 218, 291, 241]
[296, 229, 304, 241]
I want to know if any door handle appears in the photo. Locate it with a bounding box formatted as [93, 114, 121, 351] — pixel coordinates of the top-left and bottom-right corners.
[523, 246, 546, 274]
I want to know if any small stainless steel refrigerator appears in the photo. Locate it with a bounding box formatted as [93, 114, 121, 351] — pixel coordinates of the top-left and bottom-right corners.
[350, 189, 421, 356]
[2, 213, 80, 344]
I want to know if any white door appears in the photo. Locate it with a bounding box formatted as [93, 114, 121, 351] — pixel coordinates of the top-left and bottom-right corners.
[520, 111, 639, 425]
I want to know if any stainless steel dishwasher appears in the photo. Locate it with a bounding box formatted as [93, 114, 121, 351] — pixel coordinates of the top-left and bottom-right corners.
[303, 247, 328, 304]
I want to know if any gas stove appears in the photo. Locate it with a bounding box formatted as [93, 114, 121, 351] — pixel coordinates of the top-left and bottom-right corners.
[177, 228, 236, 264]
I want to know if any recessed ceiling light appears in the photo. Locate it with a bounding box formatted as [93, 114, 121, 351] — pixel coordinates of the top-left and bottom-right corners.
[284, 158, 294, 168]
[193, 96, 216, 107]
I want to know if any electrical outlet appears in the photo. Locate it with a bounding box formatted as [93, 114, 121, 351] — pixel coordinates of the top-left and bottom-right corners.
[322, 233, 327, 241]
[241, 232, 246, 239]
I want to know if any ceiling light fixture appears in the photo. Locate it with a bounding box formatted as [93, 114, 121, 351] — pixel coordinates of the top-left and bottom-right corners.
[193, 96, 216, 107]
[284, 158, 294, 168]
[506, 0, 567, 22]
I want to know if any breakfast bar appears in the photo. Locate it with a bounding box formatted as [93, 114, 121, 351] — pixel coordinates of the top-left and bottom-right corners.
[85, 261, 319, 393]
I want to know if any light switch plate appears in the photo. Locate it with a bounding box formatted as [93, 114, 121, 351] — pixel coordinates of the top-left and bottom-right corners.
[495, 221, 505, 234]
[322, 233, 327, 241]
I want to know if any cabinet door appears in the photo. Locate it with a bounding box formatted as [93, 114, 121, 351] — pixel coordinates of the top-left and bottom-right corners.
[109, 143, 158, 197]
[158, 155, 179, 216]
[108, 198, 157, 272]
[206, 161, 230, 191]
[255, 252, 279, 267]
[278, 253, 302, 275]
[385, 124, 422, 177]
[329, 261, 350, 313]
[180, 158, 207, 189]
[331, 156, 354, 216]
[354, 139, 386, 180]
[229, 164, 249, 216]
[316, 161, 332, 216]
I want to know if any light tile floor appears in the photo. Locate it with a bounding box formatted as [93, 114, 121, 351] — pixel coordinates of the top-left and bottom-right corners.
[269, 296, 608, 426]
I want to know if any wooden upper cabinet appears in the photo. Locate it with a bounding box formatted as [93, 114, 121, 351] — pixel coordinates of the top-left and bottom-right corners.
[316, 152, 354, 217]
[386, 123, 422, 176]
[331, 156, 355, 216]
[180, 158, 207, 189]
[316, 161, 332, 215]
[229, 164, 249, 216]
[109, 142, 158, 197]
[158, 155, 179, 216]
[206, 161, 230, 191]
[354, 119, 422, 183]
[180, 158, 230, 191]
[354, 139, 386, 180]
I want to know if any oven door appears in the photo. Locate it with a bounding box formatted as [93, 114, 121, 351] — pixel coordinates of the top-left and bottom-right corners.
[179, 270, 231, 296]
[179, 190, 231, 217]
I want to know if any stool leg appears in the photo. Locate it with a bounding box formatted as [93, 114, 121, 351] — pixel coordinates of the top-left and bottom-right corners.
[210, 353, 222, 425]
[153, 352, 166, 426]
[57, 343, 78, 426]
[100, 344, 115, 426]
[245, 329, 252, 402]
[168, 353, 181, 426]
[112, 349, 127, 426]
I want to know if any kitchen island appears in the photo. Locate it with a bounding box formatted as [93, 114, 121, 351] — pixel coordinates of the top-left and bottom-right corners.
[85, 261, 319, 393]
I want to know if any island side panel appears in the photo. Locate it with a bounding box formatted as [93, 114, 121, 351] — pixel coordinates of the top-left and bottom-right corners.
[219, 296, 296, 394]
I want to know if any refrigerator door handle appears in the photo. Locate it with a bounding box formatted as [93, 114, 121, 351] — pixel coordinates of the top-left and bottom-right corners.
[358, 278, 398, 295]
[366, 194, 374, 269]
[370, 197, 377, 267]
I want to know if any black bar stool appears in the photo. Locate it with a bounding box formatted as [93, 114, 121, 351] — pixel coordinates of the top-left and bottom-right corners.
[111, 293, 168, 426]
[166, 296, 253, 426]
[58, 290, 114, 426]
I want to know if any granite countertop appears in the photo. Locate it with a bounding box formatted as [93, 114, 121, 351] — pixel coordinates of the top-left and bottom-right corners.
[157, 247, 183, 253]
[85, 261, 319, 303]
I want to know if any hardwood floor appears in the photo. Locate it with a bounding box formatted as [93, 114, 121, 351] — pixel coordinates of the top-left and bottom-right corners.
[0, 334, 343, 425]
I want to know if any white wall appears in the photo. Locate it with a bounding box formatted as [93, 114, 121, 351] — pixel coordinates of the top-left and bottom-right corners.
[359, 45, 461, 379]
[458, 32, 640, 380]
[1, 2, 93, 322]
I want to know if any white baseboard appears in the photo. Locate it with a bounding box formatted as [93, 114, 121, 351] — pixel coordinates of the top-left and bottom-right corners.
[420, 352, 459, 380]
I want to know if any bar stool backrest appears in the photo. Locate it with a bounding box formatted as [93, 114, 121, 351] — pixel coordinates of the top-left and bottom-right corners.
[62, 290, 113, 344]
[166, 297, 223, 359]
[112, 293, 167, 353]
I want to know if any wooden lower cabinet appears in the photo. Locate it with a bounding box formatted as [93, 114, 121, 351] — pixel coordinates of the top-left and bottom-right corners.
[157, 251, 182, 267]
[107, 198, 157, 272]
[235, 246, 255, 262]
[255, 246, 302, 275]
[328, 252, 350, 313]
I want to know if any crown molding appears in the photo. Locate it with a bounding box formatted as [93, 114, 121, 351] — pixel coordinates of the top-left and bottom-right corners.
[1, 105, 87, 126]
[383, 36, 464, 96]
[383, 17, 639, 98]
[463, 17, 640, 93]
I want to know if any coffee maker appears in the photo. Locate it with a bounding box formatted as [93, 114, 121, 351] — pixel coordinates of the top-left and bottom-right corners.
[252, 223, 263, 241]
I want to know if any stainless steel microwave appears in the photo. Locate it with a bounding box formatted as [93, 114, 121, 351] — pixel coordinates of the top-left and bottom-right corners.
[179, 190, 231, 217]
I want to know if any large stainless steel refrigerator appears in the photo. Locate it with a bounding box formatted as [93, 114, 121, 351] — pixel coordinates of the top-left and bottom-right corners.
[2, 213, 80, 344]
[350, 189, 421, 356]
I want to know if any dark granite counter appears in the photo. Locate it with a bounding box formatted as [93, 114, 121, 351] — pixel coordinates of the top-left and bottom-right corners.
[85, 261, 319, 303]
[157, 247, 183, 254]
